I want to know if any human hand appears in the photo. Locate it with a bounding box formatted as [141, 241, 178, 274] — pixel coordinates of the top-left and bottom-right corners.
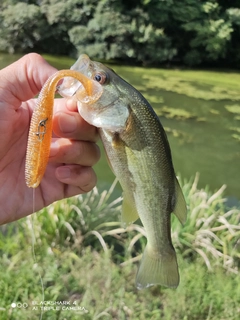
[0, 53, 100, 224]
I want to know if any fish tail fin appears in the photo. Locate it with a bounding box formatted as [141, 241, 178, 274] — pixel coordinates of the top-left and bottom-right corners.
[136, 244, 179, 289]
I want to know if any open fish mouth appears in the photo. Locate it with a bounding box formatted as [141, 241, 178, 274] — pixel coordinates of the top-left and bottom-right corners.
[57, 54, 103, 103]
[58, 74, 103, 103]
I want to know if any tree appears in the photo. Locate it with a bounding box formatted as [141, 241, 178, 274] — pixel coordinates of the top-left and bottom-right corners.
[0, 2, 44, 53]
[39, 0, 97, 54]
[68, 0, 131, 60]
[68, 0, 176, 64]
[179, 1, 233, 65]
[0, 0, 240, 67]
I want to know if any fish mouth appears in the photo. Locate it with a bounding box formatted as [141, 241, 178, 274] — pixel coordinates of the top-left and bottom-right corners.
[96, 96, 120, 110]
[77, 95, 129, 131]
[78, 95, 120, 114]
[57, 54, 98, 100]
[58, 73, 103, 103]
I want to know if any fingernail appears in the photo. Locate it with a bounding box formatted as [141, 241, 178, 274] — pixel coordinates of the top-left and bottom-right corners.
[58, 113, 77, 133]
[66, 98, 78, 111]
[57, 167, 71, 179]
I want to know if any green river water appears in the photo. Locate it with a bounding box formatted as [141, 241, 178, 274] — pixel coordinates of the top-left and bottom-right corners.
[1, 53, 239, 204]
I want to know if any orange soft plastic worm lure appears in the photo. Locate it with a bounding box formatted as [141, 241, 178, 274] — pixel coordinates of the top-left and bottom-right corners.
[25, 70, 102, 188]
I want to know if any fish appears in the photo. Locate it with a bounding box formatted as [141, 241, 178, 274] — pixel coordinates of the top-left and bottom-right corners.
[58, 54, 187, 289]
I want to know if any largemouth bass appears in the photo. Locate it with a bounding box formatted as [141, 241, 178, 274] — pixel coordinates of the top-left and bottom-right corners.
[59, 54, 187, 289]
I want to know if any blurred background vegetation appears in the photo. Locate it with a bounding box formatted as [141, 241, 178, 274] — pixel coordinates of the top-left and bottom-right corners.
[1, 178, 240, 319]
[1, 1, 240, 319]
[1, 0, 240, 67]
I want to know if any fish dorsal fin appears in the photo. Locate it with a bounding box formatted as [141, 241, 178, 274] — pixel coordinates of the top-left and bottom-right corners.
[173, 178, 187, 225]
[122, 191, 139, 228]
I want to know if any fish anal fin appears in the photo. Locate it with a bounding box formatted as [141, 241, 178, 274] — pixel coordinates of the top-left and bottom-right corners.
[173, 178, 187, 225]
[136, 244, 179, 289]
[122, 192, 139, 228]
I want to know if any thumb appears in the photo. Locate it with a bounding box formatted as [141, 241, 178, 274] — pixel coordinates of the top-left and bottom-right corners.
[0, 53, 57, 109]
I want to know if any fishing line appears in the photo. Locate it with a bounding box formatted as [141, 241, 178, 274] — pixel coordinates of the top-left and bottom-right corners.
[29, 188, 44, 320]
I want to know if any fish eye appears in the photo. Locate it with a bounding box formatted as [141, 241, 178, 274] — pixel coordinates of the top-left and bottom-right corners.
[94, 72, 108, 85]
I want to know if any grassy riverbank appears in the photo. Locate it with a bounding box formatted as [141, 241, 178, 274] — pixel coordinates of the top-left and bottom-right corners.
[0, 176, 239, 320]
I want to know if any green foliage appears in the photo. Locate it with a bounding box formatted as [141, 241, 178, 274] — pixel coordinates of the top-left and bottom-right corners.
[174, 174, 240, 273]
[0, 2, 44, 53]
[1, 0, 240, 66]
[69, 1, 131, 60]
[39, 0, 97, 54]
[0, 178, 240, 319]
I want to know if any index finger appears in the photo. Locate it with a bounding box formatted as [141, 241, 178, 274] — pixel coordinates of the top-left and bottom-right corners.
[52, 98, 99, 142]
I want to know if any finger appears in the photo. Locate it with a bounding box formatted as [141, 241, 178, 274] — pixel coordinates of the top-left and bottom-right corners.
[54, 97, 78, 113]
[55, 165, 97, 193]
[49, 138, 101, 166]
[52, 110, 99, 142]
[28, 97, 99, 142]
[0, 53, 57, 109]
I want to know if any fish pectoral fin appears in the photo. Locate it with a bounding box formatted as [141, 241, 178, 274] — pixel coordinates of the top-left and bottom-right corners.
[173, 178, 187, 225]
[136, 245, 179, 289]
[121, 192, 139, 228]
